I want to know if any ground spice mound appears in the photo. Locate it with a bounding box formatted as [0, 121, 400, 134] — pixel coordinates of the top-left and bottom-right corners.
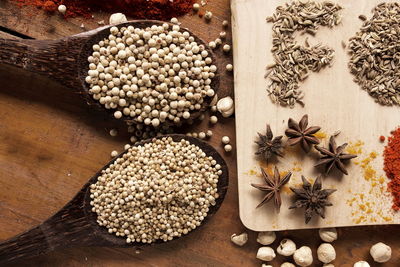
[12, 0, 195, 19]
[383, 128, 400, 211]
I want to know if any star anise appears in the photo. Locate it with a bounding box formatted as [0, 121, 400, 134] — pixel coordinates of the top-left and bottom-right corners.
[314, 136, 357, 175]
[289, 176, 336, 224]
[285, 114, 321, 153]
[255, 124, 284, 161]
[251, 166, 292, 211]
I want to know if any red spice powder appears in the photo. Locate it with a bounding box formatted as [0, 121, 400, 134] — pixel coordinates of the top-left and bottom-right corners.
[383, 128, 400, 211]
[12, 0, 195, 20]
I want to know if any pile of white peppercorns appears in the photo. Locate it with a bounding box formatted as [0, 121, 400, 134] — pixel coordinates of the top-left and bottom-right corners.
[86, 23, 217, 127]
[90, 137, 221, 243]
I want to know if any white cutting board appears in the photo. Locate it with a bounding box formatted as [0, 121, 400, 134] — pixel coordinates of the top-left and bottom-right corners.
[231, 0, 400, 231]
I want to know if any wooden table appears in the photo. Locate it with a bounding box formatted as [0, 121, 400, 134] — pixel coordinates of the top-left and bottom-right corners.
[0, 0, 399, 266]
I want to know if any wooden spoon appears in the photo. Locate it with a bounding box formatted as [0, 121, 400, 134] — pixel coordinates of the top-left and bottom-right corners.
[0, 20, 219, 123]
[0, 134, 229, 264]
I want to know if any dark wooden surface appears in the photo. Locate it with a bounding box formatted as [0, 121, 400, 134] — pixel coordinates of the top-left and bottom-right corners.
[0, 0, 399, 266]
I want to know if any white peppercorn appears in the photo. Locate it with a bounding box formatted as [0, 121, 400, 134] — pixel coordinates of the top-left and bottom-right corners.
[206, 130, 213, 137]
[210, 116, 218, 124]
[226, 64, 233, 72]
[222, 20, 229, 27]
[221, 136, 230, 144]
[58, 4, 66, 14]
[204, 11, 212, 20]
[219, 31, 227, 39]
[110, 150, 118, 157]
[193, 3, 200, 11]
[223, 44, 231, 53]
[209, 41, 216, 49]
[109, 129, 118, 137]
[86, 24, 217, 128]
[224, 144, 232, 152]
[198, 132, 206, 139]
[170, 17, 179, 24]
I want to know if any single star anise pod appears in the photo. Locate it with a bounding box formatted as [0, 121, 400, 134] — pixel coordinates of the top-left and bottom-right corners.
[285, 114, 321, 153]
[314, 136, 357, 175]
[289, 176, 336, 224]
[255, 124, 284, 161]
[251, 166, 292, 211]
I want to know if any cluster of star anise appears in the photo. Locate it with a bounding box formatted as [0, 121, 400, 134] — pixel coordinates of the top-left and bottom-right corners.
[255, 114, 357, 175]
[253, 115, 358, 223]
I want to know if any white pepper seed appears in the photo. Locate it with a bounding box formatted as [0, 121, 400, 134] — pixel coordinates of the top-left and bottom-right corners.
[58, 4, 66, 14]
[114, 111, 123, 119]
[222, 20, 229, 27]
[206, 130, 213, 137]
[124, 144, 131, 150]
[198, 132, 206, 139]
[223, 44, 231, 53]
[86, 24, 215, 128]
[109, 129, 118, 137]
[219, 31, 227, 39]
[210, 115, 218, 124]
[204, 11, 212, 20]
[221, 136, 230, 144]
[193, 3, 200, 11]
[226, 64, 233, 71]
[110, 150, 118, 157]
[209, 41, 216, 49]
[170, 17, 179, 24]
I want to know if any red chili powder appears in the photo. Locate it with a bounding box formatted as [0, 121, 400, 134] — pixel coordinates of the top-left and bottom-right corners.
[12, 0, 195, 20]
[383, 128, 400, 211]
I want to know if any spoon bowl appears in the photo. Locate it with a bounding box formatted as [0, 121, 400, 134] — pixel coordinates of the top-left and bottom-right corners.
[0, 21, 219, 124]
[0, 134, 229, 263]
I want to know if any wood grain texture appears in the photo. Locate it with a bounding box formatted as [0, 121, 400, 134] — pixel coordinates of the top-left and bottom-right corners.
[232, 0, 400, 231]
[0, 0, 400, 266]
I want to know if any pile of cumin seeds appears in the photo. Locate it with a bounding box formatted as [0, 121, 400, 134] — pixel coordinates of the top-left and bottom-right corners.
[348, 2, 400, 106]
[266, 0, 343, 108]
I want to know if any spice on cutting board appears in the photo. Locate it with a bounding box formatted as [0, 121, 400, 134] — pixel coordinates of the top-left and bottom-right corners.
[383, 127, 400, 211]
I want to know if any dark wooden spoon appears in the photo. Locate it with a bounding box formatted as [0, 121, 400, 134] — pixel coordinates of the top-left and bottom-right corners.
[0, 134, 229, 264]
[0, 20, 219, 123]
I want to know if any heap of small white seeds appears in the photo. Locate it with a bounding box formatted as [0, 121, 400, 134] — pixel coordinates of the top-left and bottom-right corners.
[90, 137, 221, 243]
[86, 23, 217, 127]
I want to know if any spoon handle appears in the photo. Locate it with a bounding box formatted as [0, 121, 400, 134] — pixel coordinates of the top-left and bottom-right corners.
[0, 191, 97, 264]
[0, 38, 81, 87]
